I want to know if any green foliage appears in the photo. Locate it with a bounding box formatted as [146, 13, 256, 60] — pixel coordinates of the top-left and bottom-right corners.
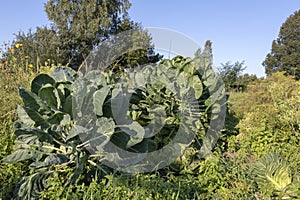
[12, 0, 162, 72]
[44, 0, 130, 68]
[37, 152, 270, 200]
[228, 72, 300, 159]
[234, 73, 258, 90]
[2, 67, 109, 199]
[251, 153, 300, 199]
[217, 61, 244, 89]
[0, 40, 56, 74]
[40, 0, 161, 70]
[2, 26, 300, 199]
[0, 116, 27, 199]
[15, 27, 61, 68]
[4, 55, 225, 199]
[225, 72, 300, 199]
[39, 154, 256, 200]
[263, 10, 300, 79]
[0, 49, 54, 199]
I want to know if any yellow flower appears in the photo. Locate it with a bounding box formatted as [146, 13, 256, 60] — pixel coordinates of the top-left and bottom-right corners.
[24, 56, 29, 59]
[15, 43, 23, 48]
[28, 64, 34, 68]
[8, 48, 15, 53]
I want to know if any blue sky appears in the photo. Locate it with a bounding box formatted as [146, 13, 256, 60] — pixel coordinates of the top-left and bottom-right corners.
[1, 1, 300, 77]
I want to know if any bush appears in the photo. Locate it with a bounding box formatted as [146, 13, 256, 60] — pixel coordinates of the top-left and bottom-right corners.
[229, 72, 300, 159]
[226, 72, 300, 198]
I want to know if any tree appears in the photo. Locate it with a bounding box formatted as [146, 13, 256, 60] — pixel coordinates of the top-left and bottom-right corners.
[45, 0, 161, 70]
[14, 0, 161, 71]
[235, 73, 257, 87]
[217, 61, 246, 91]
[44, 0, 131, 68]
[15, 26, 61, 68]
[263, 10, 300, 79]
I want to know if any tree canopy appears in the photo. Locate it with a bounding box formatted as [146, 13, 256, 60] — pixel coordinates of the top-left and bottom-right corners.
[13, 0, 161, 71]
[263, 10, 300, 79]
[217, 61, 246, 91]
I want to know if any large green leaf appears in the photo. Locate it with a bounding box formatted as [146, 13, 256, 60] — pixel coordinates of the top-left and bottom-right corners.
[78, 117, 116, 152]
[189, 75, 203, 99]
[62, 95, 73, 115]
[66, 124, 88, 141]
[118, 121, 145, 148]
[38, 84, 61, 109]
[4, 149, 36, 163]
[29, 154, 68, 168]
[15, 128, 53, 143]
[93, 117, 115, 151]
[129, 138, 157, 153]
[14, 105, 35, 128]
[84, 70, 107, 87]
[13, 172, 51, 200]
[96, 117, 115, 136]
[31, 73, 55, 94]
[22, 106, 49, 129]
[19, 87, 50, 114]
[51, 66, 77, 83]
[56, 82, 72, 104]
[111, 85, 133, 124]
[47, 111, 64, 125]
[93, 85, 111, 116]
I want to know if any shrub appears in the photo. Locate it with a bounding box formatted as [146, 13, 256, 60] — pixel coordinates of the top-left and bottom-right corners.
[227, 72, 300, 199]
[229, 72, 300, 159]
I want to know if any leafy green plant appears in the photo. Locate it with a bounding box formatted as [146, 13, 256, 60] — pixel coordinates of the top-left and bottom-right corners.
[252, 153, 300, 199]
[4, 55, 225, 199]
[3, 66, 108, 199]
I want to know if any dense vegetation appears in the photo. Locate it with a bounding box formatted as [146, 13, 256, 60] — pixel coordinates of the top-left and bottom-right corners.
[1, 41, 300, 199]
[14, 0, 161, 71]
[1, 1, 300, 199]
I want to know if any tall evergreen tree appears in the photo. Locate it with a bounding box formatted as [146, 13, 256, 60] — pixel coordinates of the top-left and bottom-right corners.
[263, 10, 300, 79]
